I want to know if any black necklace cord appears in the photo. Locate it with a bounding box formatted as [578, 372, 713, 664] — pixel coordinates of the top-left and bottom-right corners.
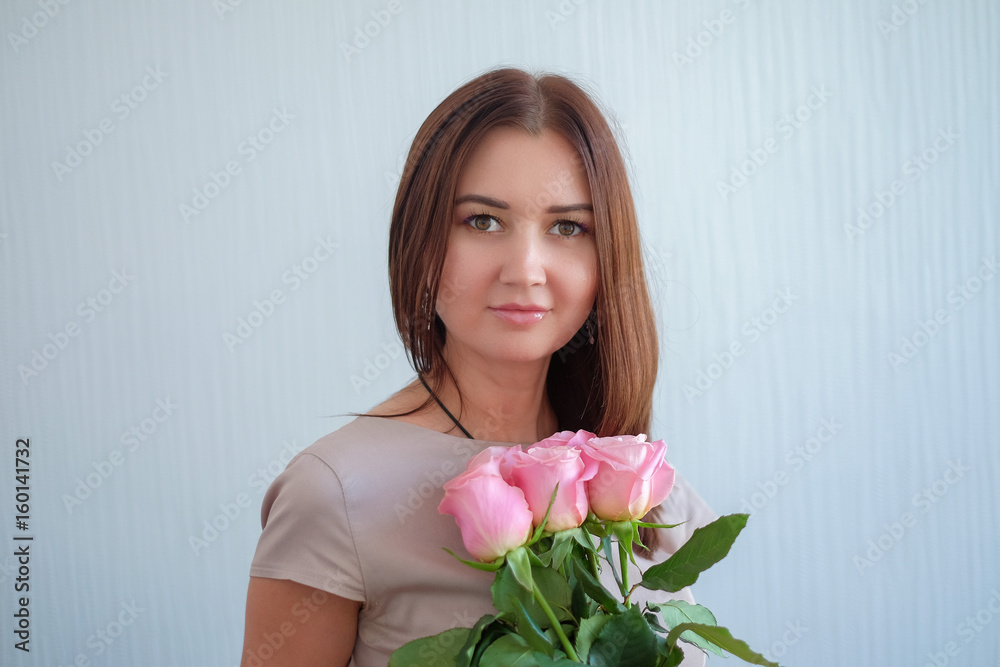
[418, 374, 474, 440]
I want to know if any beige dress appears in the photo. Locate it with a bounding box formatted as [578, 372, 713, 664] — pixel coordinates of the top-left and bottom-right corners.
[249, 415, 716, 666]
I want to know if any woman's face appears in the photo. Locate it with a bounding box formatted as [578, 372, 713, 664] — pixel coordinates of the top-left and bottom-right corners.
[437, 126, 598, 368]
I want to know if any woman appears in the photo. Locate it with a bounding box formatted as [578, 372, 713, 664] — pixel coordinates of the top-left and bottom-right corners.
[241, 67, 714, 666]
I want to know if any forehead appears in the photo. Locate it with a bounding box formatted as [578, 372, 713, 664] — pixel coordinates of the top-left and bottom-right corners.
[455, 126, 592, 208]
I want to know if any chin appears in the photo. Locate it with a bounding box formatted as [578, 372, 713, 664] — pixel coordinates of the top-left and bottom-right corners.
[482, 342, 560, 366]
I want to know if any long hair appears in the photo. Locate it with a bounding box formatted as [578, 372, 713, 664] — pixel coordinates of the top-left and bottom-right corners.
[388, 67, 659, 438]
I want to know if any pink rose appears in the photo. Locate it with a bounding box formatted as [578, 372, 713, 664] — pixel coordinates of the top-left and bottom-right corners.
[583, 434, 675, 521]
[530, 429, 597, 451]
[506, 443, 598, 532]
[439, 447, 534, 562]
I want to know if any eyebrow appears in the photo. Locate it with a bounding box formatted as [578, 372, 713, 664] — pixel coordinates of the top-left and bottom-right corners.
[454, 194, 593, 214]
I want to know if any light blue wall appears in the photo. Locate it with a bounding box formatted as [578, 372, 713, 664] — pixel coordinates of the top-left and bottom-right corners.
[2, 1, 997, 665]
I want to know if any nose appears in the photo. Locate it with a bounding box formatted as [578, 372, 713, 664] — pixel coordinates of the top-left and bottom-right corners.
[498, 228, 546, 287]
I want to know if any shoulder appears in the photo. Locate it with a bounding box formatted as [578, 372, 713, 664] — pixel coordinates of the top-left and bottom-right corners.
[258, 417, 402, 523]
[272, 416, 483, 513]
[289, 414, 459, 472]
[364, 379, 459, 434]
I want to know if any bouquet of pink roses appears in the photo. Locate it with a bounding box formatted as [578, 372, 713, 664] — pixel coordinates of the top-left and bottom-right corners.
[389, 430, 777, 667]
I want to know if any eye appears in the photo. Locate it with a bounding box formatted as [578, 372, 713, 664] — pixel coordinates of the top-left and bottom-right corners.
[550, 220, 587, 237]
[464, 213, 502, 232]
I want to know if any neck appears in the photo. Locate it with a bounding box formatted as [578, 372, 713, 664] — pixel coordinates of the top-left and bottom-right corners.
[430, 344, 558, 444]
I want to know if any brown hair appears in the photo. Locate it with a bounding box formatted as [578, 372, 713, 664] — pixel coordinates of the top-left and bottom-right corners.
[387, 67, 659, 438]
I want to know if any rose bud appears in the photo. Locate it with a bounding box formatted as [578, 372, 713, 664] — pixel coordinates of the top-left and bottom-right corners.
[583, 434, 676, 521]
[439, 447, 534, 562]
[506, 444, 598, 532]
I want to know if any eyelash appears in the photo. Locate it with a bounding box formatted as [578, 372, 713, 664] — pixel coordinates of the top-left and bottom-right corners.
[462, 211, 590, 237]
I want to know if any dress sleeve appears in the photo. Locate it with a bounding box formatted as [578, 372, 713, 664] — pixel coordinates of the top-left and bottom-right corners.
[249, 452, 366, 603]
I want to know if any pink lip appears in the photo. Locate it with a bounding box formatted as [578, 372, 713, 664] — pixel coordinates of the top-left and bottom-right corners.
[490, 303, 548, 325]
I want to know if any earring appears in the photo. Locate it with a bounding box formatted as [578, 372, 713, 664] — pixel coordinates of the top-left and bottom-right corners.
[585, 315, 596, 345]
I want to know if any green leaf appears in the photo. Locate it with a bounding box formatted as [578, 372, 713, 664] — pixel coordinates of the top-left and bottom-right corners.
[569, 526, 598, 553]
[571, 559, 626, 613]
[494, 561, 572, 625]
[493, 566, 536, 615]
[574, 613, 611, 662]
[389, 627, 471, 667]
[653, 636, 685, 667]
[463, 616, 513, 667]
[584, 516, 610, 539]
[443, 547, 505, 572]
[665, 623, 779, 666]
[649, 600, 722, 656]
[507, 546, 535, 592]
[532, 566, 574, 618]
[639, 514, 748, 593]
[644, 612, 668, 634]
[634, 520, 684, 530]
[588, 606, 659, 667]
[479, 634, 540, 667]
[547, 530, 577, 571]
[600, 536, 622, 589]
[569, 568, 598, 619]
[511, 595, 555, 656]
[533, 652, 581, 666]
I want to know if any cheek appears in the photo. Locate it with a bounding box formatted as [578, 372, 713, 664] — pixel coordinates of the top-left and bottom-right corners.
[437, 240, 488, 312]
[568, 250, 599, 310]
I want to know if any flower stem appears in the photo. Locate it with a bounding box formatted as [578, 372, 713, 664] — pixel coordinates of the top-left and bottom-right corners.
[531, 581, 581, 662]
[586, 549, 599, 580]
[618, 542, 630, 606]
[623, 582, 641, 608]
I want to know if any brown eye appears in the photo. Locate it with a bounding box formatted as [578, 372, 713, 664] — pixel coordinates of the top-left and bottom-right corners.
[552, 220, 583, 237]
[467, 214, 501, 231]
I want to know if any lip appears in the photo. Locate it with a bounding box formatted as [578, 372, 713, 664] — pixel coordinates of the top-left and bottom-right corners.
[490, 303, 549, 325]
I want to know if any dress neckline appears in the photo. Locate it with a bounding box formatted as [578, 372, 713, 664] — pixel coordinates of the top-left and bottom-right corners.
[355, 414, 527, 446]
